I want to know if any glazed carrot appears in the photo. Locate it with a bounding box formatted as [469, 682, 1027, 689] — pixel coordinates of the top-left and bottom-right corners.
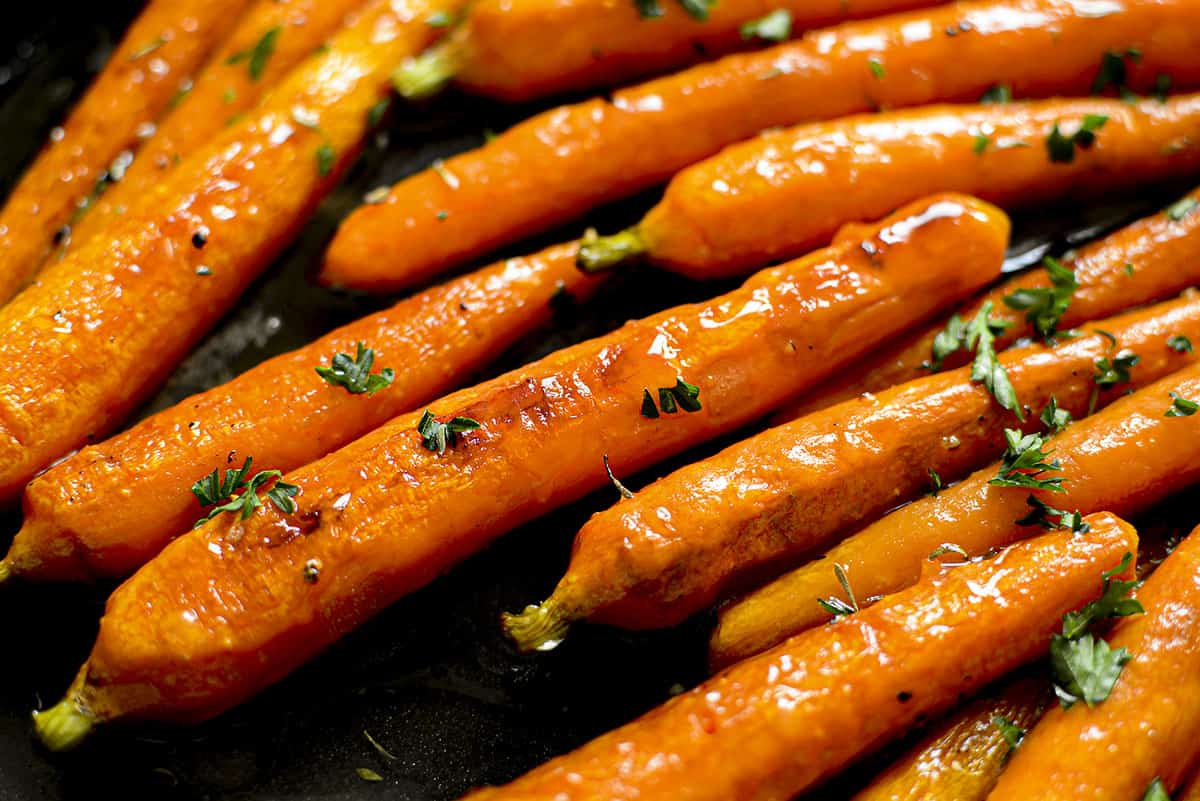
[578, 96, 1200, 278]
[1181, 770, 1200, 801]
[66, 0, 367, 251]
[0, 0, 254, 304]
[0, 243, 600, 584]
[853, 676, 1047, 801]
[502, 296, 1200, 650]
[395, 0, 940, 102]
[30, 196, 1008, 744]
[0, 0, 454, 505]
[987, 523, 1200, 801]
[321, 0, 1200, 293]
[783, 184, 1200, 418]
[448, 517, 1137, 801]
[710, 361, 1200, 668]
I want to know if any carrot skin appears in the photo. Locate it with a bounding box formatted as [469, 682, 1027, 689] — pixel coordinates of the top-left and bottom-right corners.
[986, 523, 1200, 801]
[784, 183, 1200, 418]
[640, 96, 1200, 278]
[0, 0, 255, 304]
[46, 196, 1007, 730]
[517, 295, 1200, 644]
[66, 0, 367, 251]
[6, 243, 600, 582]
[322, 0, 1200, 292]
[710, 361, 1200, 668]
[443, 0, 940, 102]
[0, 0, 453, 504]
[460, 517, 1137, 801]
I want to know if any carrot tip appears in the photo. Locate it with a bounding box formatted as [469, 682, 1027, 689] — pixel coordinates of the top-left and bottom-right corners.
[392, 43, 457, 101]
[576, 228, 646, 273]
[501, 602, 571, 653]
[32, 697, 94, 752]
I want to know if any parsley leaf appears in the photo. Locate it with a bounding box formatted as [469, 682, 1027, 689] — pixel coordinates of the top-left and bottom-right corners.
[973, 134, 991, 155]
[1016, 495, 1088, 532]
[1091, 49, 1141, 95]
[1003, 257, 1078, 342]
[739, 9, 792, 42]
[227, 26, 281, 81]
[316, 143, 336, 177]
[1166, 197, 1199, 222]
[1061, 552, 1143, 639]
[191, 456, 255, 508]
[989, 429, 1065, 492]
[1143, 778, 1171, 801]
[417, 411, 481, 454]
[1093, 350, 1140, 389]
[1040, 396, 1073, 433]
[642, 378, 702, 417]
[678, 0, 712, 20]
[1168, 334, 1193, 353]
[926, 303, 1022, 418]
[633, 0, 664, 17]
[927, 312, 969, 372]
[315, 342, 394, 395]
[640, 388, 660, 418]
[1050, 634, 1131, 708]
[1046, 115, 1108, 164]
[1166, 391, 1199, 417]
[192, 457, 298, 528]
[817, 563, 859, 617]
[992, 715, 1026, 749]
[868, 58, 885, 78]
[980, 84, 1012, 104]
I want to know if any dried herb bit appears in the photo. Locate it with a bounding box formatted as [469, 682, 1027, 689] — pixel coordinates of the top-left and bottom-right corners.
[603, 454, 635, 500]
[927, 467, 943, 497]
[1017, 495, 1088, 533]
[739, 9, 792, 42]
[1003, 257, 1079, 342]
[1040, 396, 1073, 434]
[867, 57, 885, 78]
[928, 542, 969, 560]
[640, 388, 660, 419]
[972, 134, 991, 155]
[1143, 778, 1171, 801]
[992, 715, 1026, 749]
[364, 730, 397, 761]
[927, 313, 968, 372]
[634, 0, 664, 18]
[1045, 114, 1108, 164]
[302, 558, 322, 583]
[989, 429, 1065, 493]
[356, 768, 384, 783]
[316, 342, 394, 395]
[980, 83, 1012, 104]
[1154, 74, 1173, 102]
[817, 563, 859, 617]
[417, 411, 481, 454]
[192, 457, 299, 528]
[227, 26, 281, 81]
[129, 36, 167, 61]
[1166, 391, 1199, 417]
[1168, 334, 1194, 353]
[1166, 196, 1199, 222]
[315, 143, 336, 177]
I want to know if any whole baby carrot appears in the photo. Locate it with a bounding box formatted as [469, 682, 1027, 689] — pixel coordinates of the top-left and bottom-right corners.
[66, 0, 367, 251]
[783, 184, 1200, 418]
[448, 517, 1136, 801]
[502, 296, 1200, 650]
[0, 0, 455, 504]
[710, 361, 1200, 668]
[1, 243, 599, 583]
[321, 0, 1200, 293]
[395, 0, 939, 102]
[0, 0, 254, 304]
[29, 196, 1008, 745]
[578, 96, 1200, 278]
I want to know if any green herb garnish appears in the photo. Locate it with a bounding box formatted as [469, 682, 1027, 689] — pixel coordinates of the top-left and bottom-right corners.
[1016, 495, 1087, 532]
[1166, 197, 1199, 222]
[992, 715, 1026, 749]
[980, 84, 1012, 104]
[989, 429, 1065, 492]
[1003, 256, 1078, 342]
[1091, 49, 1141, 96]
[868, 58, 885, 78]
[973, 134, 991, 155]
[316, 143, 336, 177]
[1046, 115, 1108, 164]
[417, 410, 481, 454]
[1168, 334, 1193, 353]
[927, 303, 1022, 418]
[739, 9, 792, 42]
[1166, 392, 1199, 417]
[928, 543, 969, 560]
[642, 378, 702, 417]
[191, 457, 298, 528]
[129, 36, 167, 61]
[316, 342, 394, 395]
[1040, 396, 1073, 433]
[817, 563, 859, 617]
[1143, 778, 1171, 801]
[927, 468, 943, 497]
[227, 26, 281, 81]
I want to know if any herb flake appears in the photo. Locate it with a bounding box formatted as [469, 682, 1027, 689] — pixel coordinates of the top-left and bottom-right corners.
[739, 9, 792, 42]
[315, 342, 394, 395]
[1003, 257, 1078, 342]
[989, 429, 1065, 492]
[227, 27, 281, 81]
[191, 457, 299, 528]
[992, 715, 1026, 749]
[417, 411, 481, 454]
[1166, 392, 1199, 417]
[817, 563, 859, 617]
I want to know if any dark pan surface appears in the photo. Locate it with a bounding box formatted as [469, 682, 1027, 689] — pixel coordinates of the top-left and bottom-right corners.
[0, 4, 1196, 800]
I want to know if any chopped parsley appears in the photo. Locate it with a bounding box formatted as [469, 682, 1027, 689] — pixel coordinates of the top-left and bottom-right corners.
[634, 0, 664, 17]
[1166, 196, 1199, 222]
[988, 429, 1065, 492]
[417, 411, 481, 454]
[1093, 350, 1140, 390]
[1046, 115, 1108, 164]
[992, 715, 1026, 749]
[739, 9, 792, 42]
[426, 10, 455, 27]
[927, 468, 943, 497]
[367, 98, 391, 127]
[227, 26, 281, 81]
[1168, 334, 1194, 353]
[191, 456, 299, 528]
[1003, 257, 1078, 342]
[1091, 49, 1141, 96]
[1143, 779, 1171, 801]
[316, 143, 336, 177]
[678, 0, 713, 21]
[641, 378, 702, 417]
[315, 342, 394, 395]
[817, 563, 859, 617]
[1166, 392, 1199, 417]
[868, 58, 885, 79]
[640, 388, 660, 419]
[1017, 495, 1087, 532]
[1154, 74, 1173, 102]
[980, 84, 1012, 104]
[973, 134, 991, 155]
[1040, 396, 1073, 434]
[927, 303, 1023, 419]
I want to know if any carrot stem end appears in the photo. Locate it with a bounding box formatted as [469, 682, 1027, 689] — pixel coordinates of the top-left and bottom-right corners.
[33, 697, 95, 752]
[576, 228, 646, 273]
[501, 602, 571, 653]
[392, 44, 458, 101]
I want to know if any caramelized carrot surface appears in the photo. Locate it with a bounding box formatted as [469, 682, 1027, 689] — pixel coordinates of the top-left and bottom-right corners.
[785, 184, 1200, 418]
[4, 243, 599, 583]
[503, 295, 1200, 650]
[456, 517, 1136, 801]
[0, 0, 254, 304]
[0, 0, 454, 504]
[711, 361, 1200, 667]
[986, 523, 1200, 801]
[34, 196, 1007, 741]
[323, 0, 1200, 292]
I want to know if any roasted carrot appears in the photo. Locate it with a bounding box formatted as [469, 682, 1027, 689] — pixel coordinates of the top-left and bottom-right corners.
[502, 295, 1200, 650]
[321, 0, 1200, 293]
[29, 196, 1009, 744]
[852, 675, 1047, 801]
[1, 243, 600, 584]
[447, 517, 1137, 801]
[0, 0, 454, 505]
[66, 0, 367, 252]
[0, 0, 255, 304]
[988, 522, 1200, 801]
[783, 184, 1200, 419]
[710, 361, 1200, 668]
[395, 0, 940, 102]
[578, 96, 1200, 278]
[1181, 770, 1200, 801]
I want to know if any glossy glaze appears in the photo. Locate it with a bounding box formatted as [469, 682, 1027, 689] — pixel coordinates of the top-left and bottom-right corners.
[522, 295, 1200, 644]
[711, 361, 1200, 667]
[644, 96, 1200, 278]
[6, 243, 601, 582]
[988, 523, 1200, 801]
[787, 182, 1200, 418]
[52, 195, 1006, 727]
[323, 0, 1200, 292]
[67, 0, 367, 250]
[0, 0, 450, 504]
[0, 0, 254, 304]
[462, 517, 1136, 801]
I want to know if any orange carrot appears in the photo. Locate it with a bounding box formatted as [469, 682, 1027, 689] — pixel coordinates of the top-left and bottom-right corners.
[783, 183, 1200, 418]
[0, 0, 455, 505]
[0, 0, 255, 304]
[450, 517, 1137, 801]
[502, 295, 1200, 651]
[710, 361, 1200, 668]
[29, 196, 1008, 745]
[2, 243, 599, 583]
[986, 522, 1200, 801]
[66, 0, 368, 252]
[322, 0, 1200, 293]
